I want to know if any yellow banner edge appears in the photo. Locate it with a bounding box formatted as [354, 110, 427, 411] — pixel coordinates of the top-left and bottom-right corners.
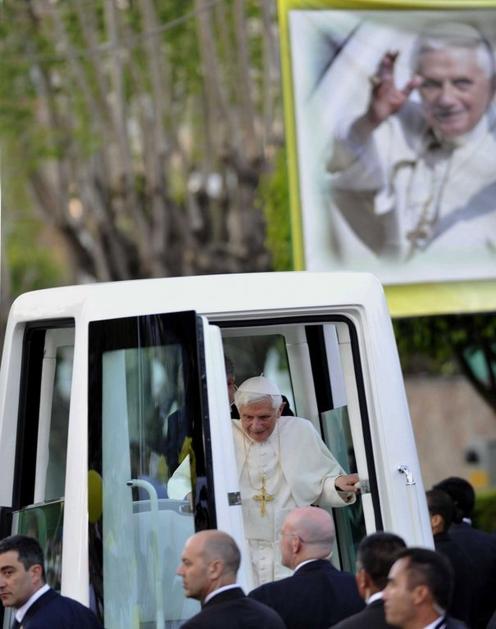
[385, 281, 496, 317]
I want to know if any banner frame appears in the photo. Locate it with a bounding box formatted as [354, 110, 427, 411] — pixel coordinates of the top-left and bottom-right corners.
[277, 0, 496, 316]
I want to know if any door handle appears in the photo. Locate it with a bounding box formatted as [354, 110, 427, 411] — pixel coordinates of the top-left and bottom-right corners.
[398, 465, 416, 486]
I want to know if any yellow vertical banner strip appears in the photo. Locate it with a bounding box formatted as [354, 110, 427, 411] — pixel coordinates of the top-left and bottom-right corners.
[277, 0, 305, 270]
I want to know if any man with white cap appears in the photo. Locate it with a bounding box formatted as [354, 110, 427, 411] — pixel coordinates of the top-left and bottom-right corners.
[233, 376, 358, 586]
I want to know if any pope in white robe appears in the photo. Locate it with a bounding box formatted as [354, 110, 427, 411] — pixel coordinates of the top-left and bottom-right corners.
[168, 376, 359, 586]
[233, 376, 358, 586]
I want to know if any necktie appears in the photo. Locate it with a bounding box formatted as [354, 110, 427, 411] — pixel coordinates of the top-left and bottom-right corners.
[11, 619, 21, 628]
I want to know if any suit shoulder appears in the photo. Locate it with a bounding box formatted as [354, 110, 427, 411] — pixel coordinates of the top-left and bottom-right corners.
[446, 618, 469, 629]
[332, 603, 391, 629]
[181, 598, 285, 629]
[249, 574, 293, 598]
[243, 598, 286, 627]
[39, 593, 101, 627]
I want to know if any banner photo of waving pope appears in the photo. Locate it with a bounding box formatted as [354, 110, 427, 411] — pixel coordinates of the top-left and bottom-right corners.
[285, 6, 496, 287]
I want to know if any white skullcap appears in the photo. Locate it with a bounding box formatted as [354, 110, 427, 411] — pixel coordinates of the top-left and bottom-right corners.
[237, 376, 282, 396]
[234, 376, 283, 411]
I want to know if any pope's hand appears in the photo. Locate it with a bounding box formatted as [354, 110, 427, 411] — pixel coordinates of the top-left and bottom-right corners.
[367, 51, 422, 127]
[335, 473, 360, 494]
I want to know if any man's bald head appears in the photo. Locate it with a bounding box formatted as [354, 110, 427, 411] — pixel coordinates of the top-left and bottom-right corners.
[177, 530, 241, 601]
[280, 507, 335, 569]
[199, 530, 241, 575]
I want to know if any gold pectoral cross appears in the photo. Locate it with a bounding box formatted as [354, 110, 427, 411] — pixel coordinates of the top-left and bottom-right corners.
[253, 475, 273, 516]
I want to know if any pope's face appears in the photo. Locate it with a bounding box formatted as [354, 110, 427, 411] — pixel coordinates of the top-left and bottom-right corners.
[239, 400, 282, 442]
[417, 47, 493, 139]
[383, 558, 417, 627]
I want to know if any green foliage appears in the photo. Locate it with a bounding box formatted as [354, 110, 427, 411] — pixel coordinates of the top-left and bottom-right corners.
[258, 146, 293, 271]
[473, 489, 496, 533]
[2, 131, 66, 298]
[393, 313, 496, 375]
[6, 218, 65, 296]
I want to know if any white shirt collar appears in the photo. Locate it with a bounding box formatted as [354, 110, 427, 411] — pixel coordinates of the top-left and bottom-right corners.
[424, 615, 445, 629]
[293, 558, 320, 574]
[15, 584, 50, 622]
[204, 583, 242, 604]
[366, 591, 383, 605]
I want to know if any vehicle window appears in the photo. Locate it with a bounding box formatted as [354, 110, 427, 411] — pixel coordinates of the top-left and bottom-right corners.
[88, 312, 214, 628]
[220, 320, 377, 574]
[7, 323, 75, 629]
[222, 334, 295, 413]
[321, 406, 365, 569]
[44, 344, 73, 501]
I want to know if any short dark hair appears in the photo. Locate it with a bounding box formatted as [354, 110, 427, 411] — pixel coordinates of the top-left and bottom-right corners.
[432, 477, 475, 521]
[394, 547, 453, 611]
[357, 532, 406, 590]
[0, 535, 46, 581]
[426, 489, 455, 531]
[224, 356, 234, 377]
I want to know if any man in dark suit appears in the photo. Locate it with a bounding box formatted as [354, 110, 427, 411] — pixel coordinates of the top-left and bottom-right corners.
[0, 534, 101, 628]
[176, 529, 285, 629]
[426, 489, 473, 624]
[433, 476, 496, 629]
[249, 506, 364, 629]
[332, 531, 406, 629]
[383, 547, 468, 629]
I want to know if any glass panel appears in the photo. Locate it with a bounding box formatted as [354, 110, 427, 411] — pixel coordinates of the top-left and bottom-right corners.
[321, 406, 365, 570]
[45, 346, 73, 500]
[1, 501, 64, 629]
[101, 346, 198, 628]
[12, 500, 64, 590]
[222, 334, 295, 414]
[89, 313, 212, 628]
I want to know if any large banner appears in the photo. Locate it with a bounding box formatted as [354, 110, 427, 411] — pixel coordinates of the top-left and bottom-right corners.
[279, 0, 496, 315]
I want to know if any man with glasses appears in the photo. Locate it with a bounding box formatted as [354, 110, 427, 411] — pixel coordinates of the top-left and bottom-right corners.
[249, 506, 363, 629]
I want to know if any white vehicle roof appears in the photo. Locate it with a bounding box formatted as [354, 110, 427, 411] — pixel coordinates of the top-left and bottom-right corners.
[9, 271, 389, 323]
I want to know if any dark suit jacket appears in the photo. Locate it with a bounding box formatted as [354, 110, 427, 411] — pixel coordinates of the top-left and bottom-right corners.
[434, 531, 473, 624]
[331, 598, 394, 629]
[17, 588, 102, 628]
[444, 616, 469, 629]
[180, 587, 285, 629]
[249, 559, 364, 629]
[448, 522, 496, 629]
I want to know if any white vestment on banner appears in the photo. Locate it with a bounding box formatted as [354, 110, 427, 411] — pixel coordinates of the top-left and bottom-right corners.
[327, 103, 496, 263]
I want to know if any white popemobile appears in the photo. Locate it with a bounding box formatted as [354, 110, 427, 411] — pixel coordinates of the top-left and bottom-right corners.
[0, 272, 432, 629]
